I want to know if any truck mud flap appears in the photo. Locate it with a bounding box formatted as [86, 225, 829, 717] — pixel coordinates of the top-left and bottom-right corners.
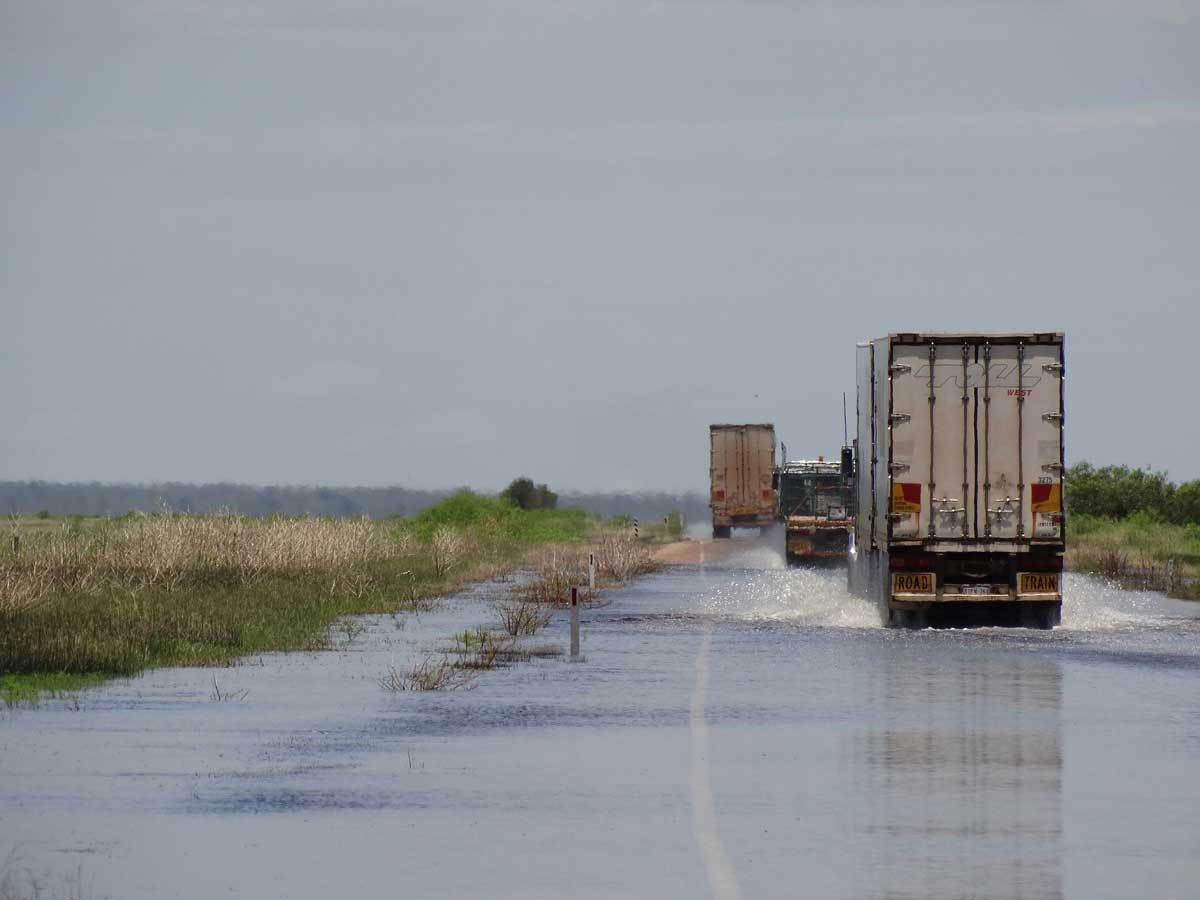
[888, 600, 1060, 629]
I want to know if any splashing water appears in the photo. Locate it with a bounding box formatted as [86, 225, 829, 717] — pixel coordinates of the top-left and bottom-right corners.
[685, 556, 1192, 634]
[1058, 571, 1188, 632]
[722, 543, 787, 571]
[699, 566, 883, 629]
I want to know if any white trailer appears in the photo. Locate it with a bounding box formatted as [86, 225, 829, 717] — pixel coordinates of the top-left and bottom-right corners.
[849, 333, 1065, 628]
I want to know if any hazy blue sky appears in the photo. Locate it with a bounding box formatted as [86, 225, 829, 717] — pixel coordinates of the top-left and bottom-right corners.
[3, 1, 1198, 492]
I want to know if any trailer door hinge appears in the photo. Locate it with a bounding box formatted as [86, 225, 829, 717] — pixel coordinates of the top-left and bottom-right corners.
[889, 413, 911, 424]
[1042, 412, 1064, 423]
[1042, 363, 1064, 374]
[889, 364, 911, 375]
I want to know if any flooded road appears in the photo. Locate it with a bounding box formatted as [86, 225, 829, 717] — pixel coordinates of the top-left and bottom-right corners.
[4, 538, 1200, 899]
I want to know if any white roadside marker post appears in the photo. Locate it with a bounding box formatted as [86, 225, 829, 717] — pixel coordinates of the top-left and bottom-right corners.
[570, 586, 580, 658]
[588, 552, 595, 591]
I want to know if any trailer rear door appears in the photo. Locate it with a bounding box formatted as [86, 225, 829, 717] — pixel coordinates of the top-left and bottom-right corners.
[886, 337, 1063, 544]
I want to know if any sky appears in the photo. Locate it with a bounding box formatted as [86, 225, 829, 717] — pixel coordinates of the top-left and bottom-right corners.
[3, 1, 1198, 493]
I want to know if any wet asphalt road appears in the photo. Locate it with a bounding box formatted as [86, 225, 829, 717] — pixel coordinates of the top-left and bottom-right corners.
[3, 538, 1199, 899]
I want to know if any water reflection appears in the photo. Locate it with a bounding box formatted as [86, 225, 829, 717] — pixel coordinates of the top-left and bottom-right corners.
[848, 650, 1062, 900]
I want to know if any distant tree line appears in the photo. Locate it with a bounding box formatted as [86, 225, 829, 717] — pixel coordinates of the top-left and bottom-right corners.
[0, 480, 711, 524]
[1066, 462, 1200, 525]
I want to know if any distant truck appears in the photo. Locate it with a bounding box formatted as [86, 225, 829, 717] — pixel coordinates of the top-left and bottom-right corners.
[709, 424, 777, 538]
[776, 455, 855, 565]
[849, 333, 1065, 628]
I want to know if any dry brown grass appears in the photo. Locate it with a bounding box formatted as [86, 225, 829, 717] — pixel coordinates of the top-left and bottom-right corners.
[519, 532, 659, 605]
[379, 656, 474, 692]
[0, 512, 399, 610]
[497, 599, 552, 636]
[0, 511, 508, 679]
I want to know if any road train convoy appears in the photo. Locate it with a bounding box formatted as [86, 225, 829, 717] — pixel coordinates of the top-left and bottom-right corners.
[709, 332, 1066, 629]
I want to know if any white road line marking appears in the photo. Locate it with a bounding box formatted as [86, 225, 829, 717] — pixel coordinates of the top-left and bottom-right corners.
[689, 626, 743, 900]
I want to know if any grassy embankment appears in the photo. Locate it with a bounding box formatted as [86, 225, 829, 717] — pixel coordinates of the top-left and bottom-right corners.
[1067, 513, 1200, 600]
[0, 493, 658, 704]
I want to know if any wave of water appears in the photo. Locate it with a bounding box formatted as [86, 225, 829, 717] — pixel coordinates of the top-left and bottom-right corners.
[698, 566, 883, 629]
[690, 560, 1190, 634]
[1058, 572, 1184, 632]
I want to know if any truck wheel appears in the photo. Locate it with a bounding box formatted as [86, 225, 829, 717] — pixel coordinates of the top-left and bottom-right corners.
[712, 526, 731, 539]
[1038, 604, 1061, 629]
[889, 608, 926, 629]
[1021, 603, 1059, 630]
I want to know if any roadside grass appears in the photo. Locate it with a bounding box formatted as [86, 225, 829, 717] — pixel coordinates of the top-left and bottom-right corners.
[0, 672, 109, 708]
[1067, 513, 1200, 600]
[379, 656, 473, 692]
[606, 514, 684, 545]
[516, 533, 661, 606]
[0, 493, 606, 701]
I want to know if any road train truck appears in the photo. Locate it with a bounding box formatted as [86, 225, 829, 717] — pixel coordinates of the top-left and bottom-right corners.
[848, 333, 1065, 628]
[709, 423, 777, 538]
[776, 456, 855, 564]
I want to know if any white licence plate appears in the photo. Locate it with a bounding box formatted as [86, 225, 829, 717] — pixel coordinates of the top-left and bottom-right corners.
[961, 584, 991, 596]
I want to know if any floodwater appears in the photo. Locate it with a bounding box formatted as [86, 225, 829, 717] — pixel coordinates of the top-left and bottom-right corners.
[3, 539, 1200, 900]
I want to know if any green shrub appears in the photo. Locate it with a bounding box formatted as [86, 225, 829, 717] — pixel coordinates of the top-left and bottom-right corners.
[412, 490, 589, 544]
[1066, 513, 1110, 536]
[1066, 462, 1174, 520]
[412, 490, 511, 538]
[1171, 481, 1200, 526]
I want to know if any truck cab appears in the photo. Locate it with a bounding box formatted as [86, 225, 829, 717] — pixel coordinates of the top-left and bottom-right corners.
[776, 457, 855, 565]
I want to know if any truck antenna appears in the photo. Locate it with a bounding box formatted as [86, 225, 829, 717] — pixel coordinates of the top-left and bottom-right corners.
[842, 392, 849, 446]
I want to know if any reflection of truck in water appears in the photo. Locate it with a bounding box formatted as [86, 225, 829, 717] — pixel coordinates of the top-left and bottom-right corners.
[849, 332, 1065, 629]
[776, 456, 855, 565]
[709, 424, 777, 539]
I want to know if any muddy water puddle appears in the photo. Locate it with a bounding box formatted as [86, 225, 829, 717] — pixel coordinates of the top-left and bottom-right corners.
[4, 539, 1200, 899]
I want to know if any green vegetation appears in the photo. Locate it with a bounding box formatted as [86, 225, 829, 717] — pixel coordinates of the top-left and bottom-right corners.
[1067, 513, 1200, 600]
[412, 489, 587, 543]
[1066, 461, 1200, 525]
[499, 476, 558, 511]
[0, 672, 108, 707]
[1065, 459, 1200, 599]
[0, 491, 617, 703]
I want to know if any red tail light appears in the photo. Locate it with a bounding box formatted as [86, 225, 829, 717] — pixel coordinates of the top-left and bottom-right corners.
[891, 555, 934, 570]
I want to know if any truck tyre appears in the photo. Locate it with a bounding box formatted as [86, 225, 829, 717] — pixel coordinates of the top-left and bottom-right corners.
[1020, 603, 1057, 629]
[889, 608, 927, 629]
[712, 526, 731, 539]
